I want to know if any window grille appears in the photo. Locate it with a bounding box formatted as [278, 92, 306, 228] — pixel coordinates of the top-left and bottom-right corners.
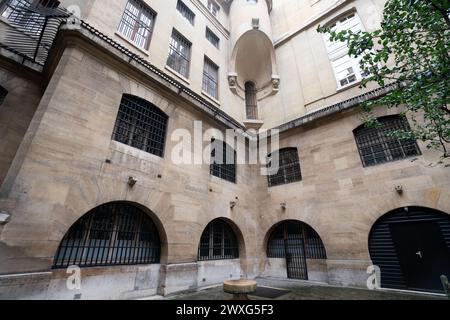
[210, 139, 236, 183]
[205, 27, 219, 48]
[354, 115, 421, 167]
[0, 86, 7, 105]
[167, 29, 191, 78]
[176, 0, 195, 25]
[202, 57, 219, 99]
[207, 0, 220, 17]
[267, 221, 327, 260]
[245, 81, 258, 119]
[267, 148, 302, 187]
[1, 0, 60, 35]
[198, 219, 239, 261]
[112, 94, 168, 157]
[117, 0, 156, 50]
[53, 202, 161, 268]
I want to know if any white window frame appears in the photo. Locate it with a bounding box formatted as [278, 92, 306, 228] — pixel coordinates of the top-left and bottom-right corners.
[323, 12, 366, 89]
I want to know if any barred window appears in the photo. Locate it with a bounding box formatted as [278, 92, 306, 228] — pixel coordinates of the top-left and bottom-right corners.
[167, 29, 191, 78]
[117, 0, 156, 50]
[267, 221, 327, 260]
[0, 86, 7, 105]
[210, 139, 236, 183]
[1, 0, 59, 34]
[354, 115, 421, 167]
[267, 148, 302, 187]
[207, 0, 220, 17]
[53, 202, 161, 269]
[202, 57, 219, 99]
[245, 81, 258, 120]
[112, 94, 168, 157]
[205, 27, 219, 48]
[198, 219, 239, 261]
[176, 0, 195, 25]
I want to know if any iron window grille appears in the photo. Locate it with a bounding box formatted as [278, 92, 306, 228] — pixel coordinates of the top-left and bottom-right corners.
[53, 202, 161, 269]
[1, 0, 59, 34]
[198, 219, 239, 261]
[210, 139, 236, 183]
[205, 27, 219, 48]
[202, 57, 219, 99]
[112, 94, 168, 157]
[354, 115, 421, 167]
[267, 148, 302, 187]
[167, 29, 191, 78]
[176, 0, 195, 25]
[245, 81, 258, 119]
[117, 0, 156, 50]
[0, 86, 7, 105]
[207, 0, 220, 17]
[267, 221, 327, 260]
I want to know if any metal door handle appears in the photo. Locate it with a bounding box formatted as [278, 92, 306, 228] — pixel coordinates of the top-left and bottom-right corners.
[416, 251, 423, 259]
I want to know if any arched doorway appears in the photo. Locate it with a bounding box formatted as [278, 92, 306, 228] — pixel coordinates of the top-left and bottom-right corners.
[369, 207, 450, 293]
[53, 202, 162, 268]
[266, 220, 327, 280]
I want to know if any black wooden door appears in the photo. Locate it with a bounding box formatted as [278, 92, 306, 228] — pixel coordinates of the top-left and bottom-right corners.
[389, 221, 450, 292]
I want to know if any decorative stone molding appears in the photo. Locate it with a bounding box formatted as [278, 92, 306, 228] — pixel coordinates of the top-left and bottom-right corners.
[271, 75, 280, 91]
[228, 72, 238, 94]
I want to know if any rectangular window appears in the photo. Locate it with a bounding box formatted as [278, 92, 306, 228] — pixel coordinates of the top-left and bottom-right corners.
[205, 27, 219, 48]
[176, 0, 195, 25]
[117, 0, 156, 50]
[323, 12, 365, 88]
[207, 0, 220, 17]
[167, 29, 192, 78]
[202, 57, 219, 99]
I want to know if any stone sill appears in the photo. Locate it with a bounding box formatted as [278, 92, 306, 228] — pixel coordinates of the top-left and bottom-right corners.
[114, 32, 150, 57]
[201, 91, 221, 106]
[164, 65, 191, 85]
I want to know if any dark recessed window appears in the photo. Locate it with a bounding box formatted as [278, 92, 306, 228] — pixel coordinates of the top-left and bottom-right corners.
[53, 202, 161, 269]
[202, 57, 219, 99]
[176, 0, 195, 25]
[112, 94, 168, 157]
[354, 115, 421, 167]
[117, 0, 156, 50]
[0, 86, 7, 105]
[245, 81, 258, 120]
[210, 139, 236, 183]
[205, 27, 219, 48]
[207, 0, 220, 17]
[198, 219, 239, 261]
[267, 148, 302, 187]
[267, 221, 327, 260]
[167, 29, 191, 78]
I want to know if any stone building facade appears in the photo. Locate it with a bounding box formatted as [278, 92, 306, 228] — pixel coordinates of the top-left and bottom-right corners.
[0, 0, 449, 299]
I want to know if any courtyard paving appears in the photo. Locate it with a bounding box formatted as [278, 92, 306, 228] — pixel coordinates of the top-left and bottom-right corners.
[164, 278, 448, 300]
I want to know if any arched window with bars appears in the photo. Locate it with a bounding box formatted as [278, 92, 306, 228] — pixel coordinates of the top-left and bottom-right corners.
[267, 148, 302, 187]
[53, 202, 161, 269]
[354, 115, 421, 167]
[112, 94, 169, 157]
[198, 219, 239, 261]
[245, 81, 258, 120]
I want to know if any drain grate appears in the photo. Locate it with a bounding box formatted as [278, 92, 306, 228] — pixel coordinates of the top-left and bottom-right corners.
[251, 287, 290, 299]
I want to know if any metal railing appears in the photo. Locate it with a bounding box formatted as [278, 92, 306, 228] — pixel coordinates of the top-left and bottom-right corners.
[0, 0, 69, 65]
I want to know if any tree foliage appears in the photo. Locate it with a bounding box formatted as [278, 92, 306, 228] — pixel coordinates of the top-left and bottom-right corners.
[318, 0, 450, 159]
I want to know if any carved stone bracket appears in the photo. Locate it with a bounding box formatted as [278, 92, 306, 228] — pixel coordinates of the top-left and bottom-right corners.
[228, 72, 238, 94]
